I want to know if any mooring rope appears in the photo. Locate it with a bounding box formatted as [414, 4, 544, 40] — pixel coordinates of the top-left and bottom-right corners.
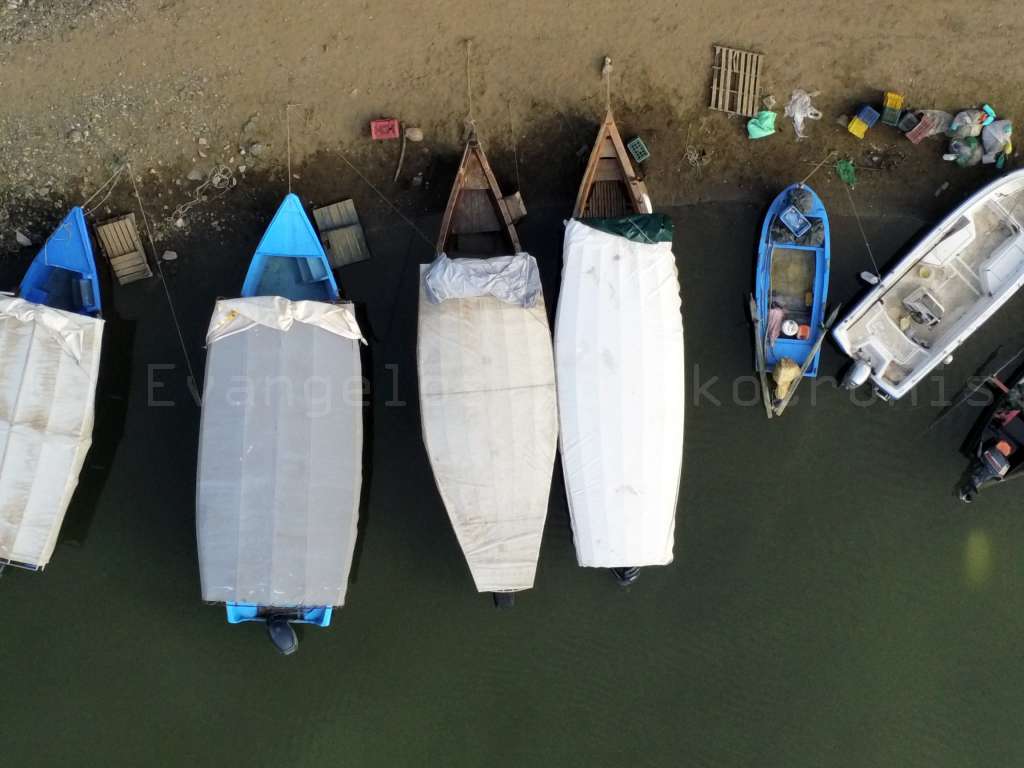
[601, 56, 614, 112]
[336, 151, 436, 249]
[799, 150, 837, 186]
[126, 163, 200, 399]
[508, 100, 520, 191]
[464, 39, 476, 134]
[843, 182, 881, 278]
[82, 164, 126, 216]
[286, 103, 300, 195]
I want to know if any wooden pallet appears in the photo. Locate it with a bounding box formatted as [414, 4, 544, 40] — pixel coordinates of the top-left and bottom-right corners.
[709, 45, 764, 117]
[312, 199, 371, 268]
[94, 213, 153, 285]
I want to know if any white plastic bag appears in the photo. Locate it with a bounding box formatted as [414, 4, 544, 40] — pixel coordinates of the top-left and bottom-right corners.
[982, 120, 1012, 163]
[784, 89, 822, 140]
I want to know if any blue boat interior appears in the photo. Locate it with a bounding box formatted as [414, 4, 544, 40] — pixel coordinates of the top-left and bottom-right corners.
[226, 602, 333, 627]
[756, 184, 830, 377]
[18, 207, 102, 316]
[240, 193, 339, 301]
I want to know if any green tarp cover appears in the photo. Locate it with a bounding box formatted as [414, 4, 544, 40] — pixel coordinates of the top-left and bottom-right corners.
[579, 214, 674, 244]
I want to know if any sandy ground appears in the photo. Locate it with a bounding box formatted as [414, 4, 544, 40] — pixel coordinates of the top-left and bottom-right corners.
[1, 0, 1021, 251]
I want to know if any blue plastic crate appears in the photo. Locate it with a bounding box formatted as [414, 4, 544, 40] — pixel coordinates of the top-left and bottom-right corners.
[857, 105, 881, 128]
[779, 205, 811, 238]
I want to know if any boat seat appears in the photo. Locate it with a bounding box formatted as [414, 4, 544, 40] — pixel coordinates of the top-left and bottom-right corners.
[73, 279, 96, 311]
[23, 287, 48, 305]
[296, 257, 329, 284]
[979, 236, 1024, 294]
[923, 216, 975, 266]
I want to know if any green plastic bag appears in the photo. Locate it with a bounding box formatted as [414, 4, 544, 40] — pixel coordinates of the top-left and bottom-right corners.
[747, 111, 777, 139]
[836, 159, 857, 187]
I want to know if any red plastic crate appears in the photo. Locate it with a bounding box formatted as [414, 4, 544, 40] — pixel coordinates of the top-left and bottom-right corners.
[370, 119, 401, 140]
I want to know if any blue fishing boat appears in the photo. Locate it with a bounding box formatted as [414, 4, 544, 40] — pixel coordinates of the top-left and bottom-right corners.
[240, 193, 339, 301]
[19, 206, 102, 316]
[198, 191, 361, 654]
[755, 183, 830, 377]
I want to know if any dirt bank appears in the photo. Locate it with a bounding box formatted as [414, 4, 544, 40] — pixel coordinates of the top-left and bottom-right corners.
[0, 0, 1019, 256]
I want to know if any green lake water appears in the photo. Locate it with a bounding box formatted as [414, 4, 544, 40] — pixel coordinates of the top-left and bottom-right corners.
[2, 200, 1022, 767]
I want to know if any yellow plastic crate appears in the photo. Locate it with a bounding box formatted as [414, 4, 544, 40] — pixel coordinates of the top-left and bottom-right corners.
[848, 117, 869, 139]
[883, 91, 905, 110]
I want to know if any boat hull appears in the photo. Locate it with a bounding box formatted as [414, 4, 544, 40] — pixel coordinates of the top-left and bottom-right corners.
[555, 219, 684, 568]
[833, 169, 1024, 399]
[755, 184, 830, 377]
[19, 207, 102, 316]
[0, 297, 104, 569]
[417, 264, 557, 593]
[241, 193, 340, 302]
[196, 297, 363, 614]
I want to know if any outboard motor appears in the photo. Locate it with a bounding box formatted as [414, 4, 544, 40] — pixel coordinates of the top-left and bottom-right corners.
[611, 567, 640, 586]
[492, 592, 515, 609]
[960, 443, 1012, 503]
[841, 358, 873, 391]
[266, 614, 298, 655]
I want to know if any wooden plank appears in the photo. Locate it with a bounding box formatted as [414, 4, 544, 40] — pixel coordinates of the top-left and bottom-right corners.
[314, 199, 371, 267]
[95, 213, 152, 285]
[722, 48, 732, 112]
[712, 46, 720, 109]
[325, 225, 371, 267]
[451, 189, 501, 234]
[751, 54, 763, 116]
[745, 51, 753, 115]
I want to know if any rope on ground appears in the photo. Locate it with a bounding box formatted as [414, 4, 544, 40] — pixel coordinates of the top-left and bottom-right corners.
[82, 164, 127, 216]
[170, 164, 236, 224]
[126, 163, 200, 400]
[336, 151, 437, 250]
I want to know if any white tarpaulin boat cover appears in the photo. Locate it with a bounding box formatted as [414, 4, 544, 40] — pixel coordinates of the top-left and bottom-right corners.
[417, 255, 557, 592]
[196, 297, 364, 607]
[0, 296, 103, 569]
[555, 220, 685, 567]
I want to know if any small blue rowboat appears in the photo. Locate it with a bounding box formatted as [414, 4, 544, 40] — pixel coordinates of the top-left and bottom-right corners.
[19, 207, 102, 316]
[755, 183, 830, 377]
[241, 193, 339, 301]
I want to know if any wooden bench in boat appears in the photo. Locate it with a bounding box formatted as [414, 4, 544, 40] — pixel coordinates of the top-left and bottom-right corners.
[94, 213, 153, 285]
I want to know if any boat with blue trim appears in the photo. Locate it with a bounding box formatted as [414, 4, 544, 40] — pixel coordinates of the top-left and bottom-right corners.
[196, 193, 363, 654]
[755, 183, 831, 381]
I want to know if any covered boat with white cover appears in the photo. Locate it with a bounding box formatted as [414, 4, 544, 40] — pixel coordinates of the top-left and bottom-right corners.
[418, 131, 556, 600]
[196, 297, 364, 617]
[418, 255, 556, 595]
[834, 169, 1024, 399]
[0, 296, 103, 569]
[196, 193, 362, 653]
[2, 206, 104, 571]
[556, 219, 685, 570]
[556, 108, 684, 578]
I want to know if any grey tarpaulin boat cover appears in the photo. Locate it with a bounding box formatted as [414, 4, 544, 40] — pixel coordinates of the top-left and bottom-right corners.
[196, 297, 364, 607]
[418, 254, 558, 592]
[0, 296, 103, 569]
